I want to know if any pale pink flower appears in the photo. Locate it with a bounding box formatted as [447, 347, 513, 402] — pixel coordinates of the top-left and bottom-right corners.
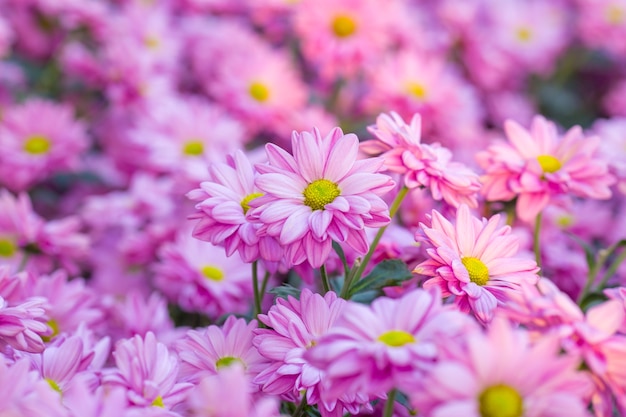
[0, 295, 49, 353]
[603, 79, 626, 118]
[251, 127, 395, 268]
[477, 115, 615, 222]
[415, 204, 540, 323]
[592, 117, 626, 195]
[0, 98, 89, 191]
[577, 0, 626, 59]
[305, 288, 473, 401]
[362, 112, 481, 208]
[175, 316, 269, 386]
[411, 318, 592, 417]
[187, 150, 283, 264]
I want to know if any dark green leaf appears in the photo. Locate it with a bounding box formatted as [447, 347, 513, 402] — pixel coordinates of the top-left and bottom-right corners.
[269, 284, 302, 300]
[348, 259, 413, 297]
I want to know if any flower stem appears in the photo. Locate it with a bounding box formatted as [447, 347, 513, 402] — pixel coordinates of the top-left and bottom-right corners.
[252, 261, 262, 317]
[340, 186, 408, 299]
[598, 249, 626, 290]
[383, 389, 397, 417]
[533, 212, 543, 271]
[292, 394, 308, 417]
[320, 264, 331, 294]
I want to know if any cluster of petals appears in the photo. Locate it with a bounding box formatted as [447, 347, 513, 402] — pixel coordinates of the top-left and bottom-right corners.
[415, 204, 540, 323]
[362, 112, 481, 208]
[250, 127, 395, 268]
[477, 115, 615, 222]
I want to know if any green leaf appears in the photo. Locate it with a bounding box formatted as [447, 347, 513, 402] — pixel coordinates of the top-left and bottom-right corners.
[269, 284, 302, 300]
[348, 259, 413, 298]
[565, 232, 597, 271]
[332, 241, 349, 278]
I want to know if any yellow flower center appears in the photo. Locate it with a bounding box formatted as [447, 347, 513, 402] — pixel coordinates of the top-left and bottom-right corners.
[303, 179, 340, 211]
[536, 155, 562, 173]
[216, 356, 244, 369]
[46, 378, 62, 394]
[240, 192, 263, 215]
[0, 238, 16, 258]
[377, 330, 416, 347]
[183, 140, 204, 156]
[42, 319, 60, 343]
[331, 14, 357, 38]
[152, 395, 164, 407]
[24, 135, 51, 155]
[144, 35, 160, 49]
[249, 82, 270, 102]
[201, 266, 224, 282]
[479, 384, 524, 417]
[407, 82, 428, 100]
[516, 27, 532, 42]
[461, 257, 490, 286]
[556, 215, 574, 228]
[607, 5, 624, 24]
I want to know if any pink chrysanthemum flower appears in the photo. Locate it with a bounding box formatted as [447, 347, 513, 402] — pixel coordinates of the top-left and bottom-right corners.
[411, 318, 592, 417]
[251, 127, 395, 268]
[305, 288, 473, 401]
[0, 295, 49, 353]
[187, 150, 283, 264]
[254, 290, 368, 417]
[0, 98, 89, 191]
[103, 331, 193, 409]
[175, 316, 269, 386]
[362, 112, 481, 208]
[414, 204, 540, 323]
[477, 115, 615, 222]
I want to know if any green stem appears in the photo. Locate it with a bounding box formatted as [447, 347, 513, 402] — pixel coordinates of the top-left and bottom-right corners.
[598, 250, 626, 290]
[292, 394, 308, 417]
[340, 187, 409, 299]
[252, 261, 262, 318]
[259, 271, 271, 301]
[577, 240, 626, 305]
[17, 252, 29, 273]
[533, 212, 543, 271]
[320, 264, 331, 294]
[383, 389, 397, 417]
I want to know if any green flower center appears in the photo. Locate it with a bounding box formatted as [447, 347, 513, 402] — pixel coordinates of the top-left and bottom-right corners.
[461, 257, 490, 286]
[152, 395, 164, 407]
[240, 192, 263, 215]
[0, 238, 16, 258]
[183, 140, 204, 156]
[216, 356, 244, 369]
[377, 330, 416, 347]
[331, 14, 357, 38]
[42, 319, 60, 343]
[536, 155, 561, 173]
[249, 82, 270, 102]
[407, 82, 427, 100]
[46, 378, 62, 394]
[303, 179, 340, 211]
[24, 135, 51, 155]
[479, 384, 523, 417]
[201, 266, 224, 282]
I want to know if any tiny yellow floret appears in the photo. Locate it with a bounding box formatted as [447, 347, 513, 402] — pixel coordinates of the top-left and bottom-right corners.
[461, 257, 490, 286]
[183, 141, 205, 156]
[331, 15, 357, 38]
[377, 330, 416, 347]
[249, 82, 270, 102]
[241, 192, 264, 215]
[24, 135, 51, 155]
[536, 155, 562, 174]
[0, 238, 16, 258]
[479, 384, 524, 417]
[201, 266, 225, 282]
[303, 179, 340, 211]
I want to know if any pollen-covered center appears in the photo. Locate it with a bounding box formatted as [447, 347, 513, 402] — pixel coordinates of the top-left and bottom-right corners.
[241, 192, 263, 215]
[201, 265, 225, 282]
[303, 179, 340, 211]
[42, 319, 60, 343]
[249, 82, 270, 102]
[46, 378, 62, 394]
[0, 238, 16, 258]
[216, 356, 244, 369]
[536, 155, 562, 173]
[183, 140, 204, 156]
[407, 82, 427, 100]
[24, 135, 51, 155]
[516, 27, 532, 42]
[377, 330, 416, 347]
[479, 384, 523, 417]
[607, 5, 624, 24]
[152, 395, 164, 407]
[461, 257, 489, 286]
[331, 14, 357, 38]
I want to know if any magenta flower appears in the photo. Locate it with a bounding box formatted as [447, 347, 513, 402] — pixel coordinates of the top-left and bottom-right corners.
[411, 318, 592, 417]
[251, 127, 395, 268]
[103, 332, 192, 409]
[305, 288, 473, 401]
[0, 295, 49, 353]
[362, 112, 481, 208]
[477, 115, 615, 222]
[187, 150, 283, 264]
[415, 204, 539, 323]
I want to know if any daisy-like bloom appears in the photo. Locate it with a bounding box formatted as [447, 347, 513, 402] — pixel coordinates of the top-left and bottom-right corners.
[0, 295, 49, 353]
[476, 115, 615, 222]
[362, 112, 481, 208]
[254, 290, 370, 417]
[592, 117, 626, 195]
[250, 127, 395, 268]
[577, 0, 626, 59]
[103, 331, 193, 409]
[411, 318, 592, 417]
[0, 98, 89, 191]
[414, 204, 539, 323]
[175, 316, 269, 386]
[305, 288, 473, 401]
[187, 150, 283, 264]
